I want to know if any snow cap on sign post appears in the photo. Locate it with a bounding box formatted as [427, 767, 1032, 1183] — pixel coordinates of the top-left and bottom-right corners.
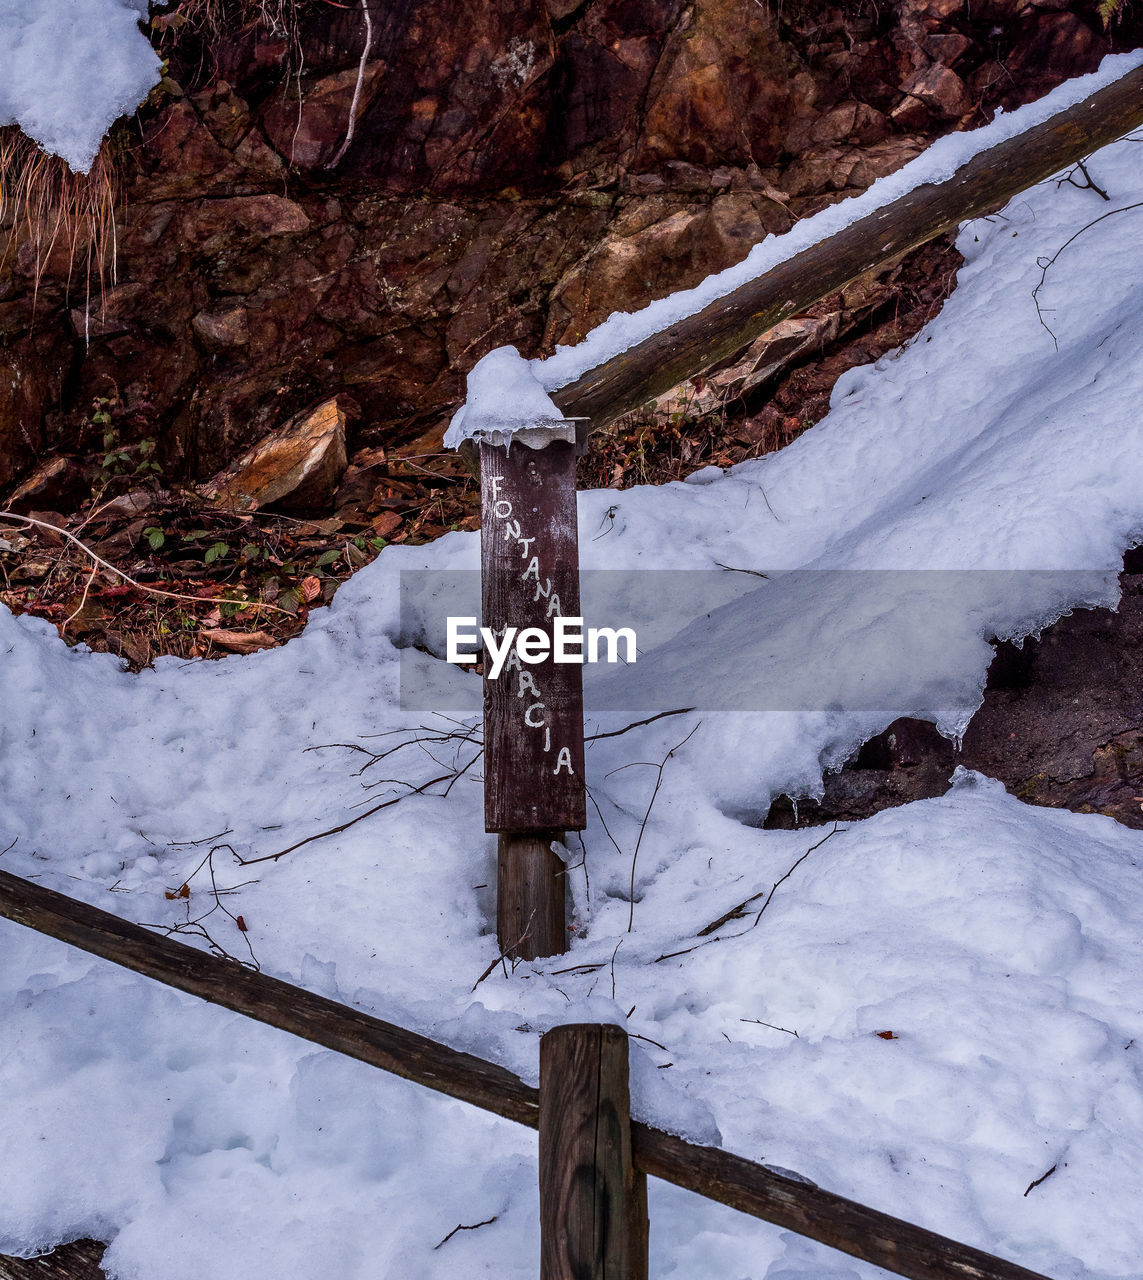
[444, 346, 586, 453]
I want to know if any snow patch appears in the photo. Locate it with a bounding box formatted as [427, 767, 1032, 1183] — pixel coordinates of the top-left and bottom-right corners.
[0, 0, 160, 172]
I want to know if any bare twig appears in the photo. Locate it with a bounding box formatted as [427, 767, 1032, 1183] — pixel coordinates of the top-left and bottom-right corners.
[741, 1017, 799, 1037]
[325, 0, 373, 168]
[0, 836, 17, 858]
[749, 823, 841, 928]
[1032, 200, 1143, 348]
[698, 889, 767, 936]
[169, 827, 234, 847]
[1023, 1163, 1058, 1196]
[626, 723, 701, 932]
[433, 1216, 498, 1250]
[714, 563, 770, 579]
[63, 564, 99, 633]
[472, 910, 535, 990]
[586, 707, 695, 742]
[1056, 159, 1110, 201]
[0, 512, 294, 615]
[237, 746, 483, 865]
[143, 843, 261, 968]
[656, 824, 842, 962]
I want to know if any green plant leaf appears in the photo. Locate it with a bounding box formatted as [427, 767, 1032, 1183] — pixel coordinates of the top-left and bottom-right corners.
[204, 541, 230, 564]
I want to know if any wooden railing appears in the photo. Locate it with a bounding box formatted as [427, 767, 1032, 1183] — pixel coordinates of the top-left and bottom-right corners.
[0, 869, 1053, 1280]
[550, 63, 1143, 432]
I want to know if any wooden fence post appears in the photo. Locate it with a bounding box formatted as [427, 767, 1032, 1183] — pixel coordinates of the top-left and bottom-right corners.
[480, 432, 587, 961]
[540, 1023, 649, 1280]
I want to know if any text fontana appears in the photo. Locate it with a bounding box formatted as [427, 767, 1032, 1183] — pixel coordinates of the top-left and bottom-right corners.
[446, 616, 636, 679]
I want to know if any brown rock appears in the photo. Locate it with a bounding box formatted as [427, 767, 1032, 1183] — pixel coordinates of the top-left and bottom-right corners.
[263, 63, 387, 169]
[1004, 13, 1105, 88]
[4, 457, 86, 514]
[895, 63, 970, 120]
[921, 32, 975, 66]
[547, 192, 791, 344]
[205, 396, 350, 514]
[637, 0, 791, 170]
[193, 307, 251, 350]
[177, 196, 311, 253]
[0, 354, 45, 490]
[902, 0, 965, 18]
[69, 283, 152, 340]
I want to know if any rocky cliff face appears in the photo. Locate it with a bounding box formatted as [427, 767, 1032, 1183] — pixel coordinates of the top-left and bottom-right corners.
[0, 0, 1132, 495]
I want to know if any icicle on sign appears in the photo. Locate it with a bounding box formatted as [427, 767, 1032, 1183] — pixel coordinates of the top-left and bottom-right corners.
[480, 438, 586, 833]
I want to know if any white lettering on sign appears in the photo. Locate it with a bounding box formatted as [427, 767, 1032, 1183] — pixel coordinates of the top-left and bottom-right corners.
[479, 458, 602, 785]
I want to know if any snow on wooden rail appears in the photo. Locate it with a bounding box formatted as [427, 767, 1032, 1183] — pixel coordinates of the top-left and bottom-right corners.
[548, 61, 1143, 432]
[0, 868, 1053, 1280]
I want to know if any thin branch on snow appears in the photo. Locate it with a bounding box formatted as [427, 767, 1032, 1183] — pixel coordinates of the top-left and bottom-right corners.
[235, 747, 483, 865]
[1023, 1163, 1059, 1196]
[471, 911, 535, 990]
[585, 707, 695, 742]
[622, 723, 701, 933]
[749, 822, 841, 929]
[656, 823, 843, 962]
[1056, 158, 1110, 202]
[433, 1216, 499, 1250]
[741, 1017, 800, 1037]
[143, 843, 261, 969]
[1032, 200, 1143, 348]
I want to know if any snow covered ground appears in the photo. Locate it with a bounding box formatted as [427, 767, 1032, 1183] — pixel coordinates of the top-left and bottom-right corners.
[4, 85, 1143, 1280]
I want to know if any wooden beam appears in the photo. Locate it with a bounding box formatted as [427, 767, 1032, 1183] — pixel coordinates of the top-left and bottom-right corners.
[0, 1240, 107, 1280]
[0, 870, 1054, 1280]
[552, 65, 1143, 430]
[631, 1126, 1052, 1280]
[539, 1024, 648, 1280]
[498, 831, 568, 961]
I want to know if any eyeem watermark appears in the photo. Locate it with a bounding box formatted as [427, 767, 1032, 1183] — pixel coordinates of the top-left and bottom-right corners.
[447, 616, 636, 679]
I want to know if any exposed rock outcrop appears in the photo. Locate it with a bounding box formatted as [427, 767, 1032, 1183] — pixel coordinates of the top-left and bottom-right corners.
[1, 0, 1130, 499]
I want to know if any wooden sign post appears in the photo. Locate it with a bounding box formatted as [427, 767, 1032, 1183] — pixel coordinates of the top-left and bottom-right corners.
[480, 430, 586, 961]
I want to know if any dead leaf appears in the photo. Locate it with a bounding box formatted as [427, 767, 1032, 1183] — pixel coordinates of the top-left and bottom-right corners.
[371, 510, 402, 538]
[164, 883, 191, 900]
[300, 575, 322, 602]
[875, 1030, 899, 1040]
[200, 627, 280, 654]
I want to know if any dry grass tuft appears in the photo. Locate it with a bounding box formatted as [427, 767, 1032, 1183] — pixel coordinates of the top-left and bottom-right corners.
[152, 0, 312, 44]
[0, 127, 123, 316]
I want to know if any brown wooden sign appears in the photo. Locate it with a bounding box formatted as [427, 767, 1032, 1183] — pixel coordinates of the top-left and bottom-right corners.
[480, 436, 586, 834]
